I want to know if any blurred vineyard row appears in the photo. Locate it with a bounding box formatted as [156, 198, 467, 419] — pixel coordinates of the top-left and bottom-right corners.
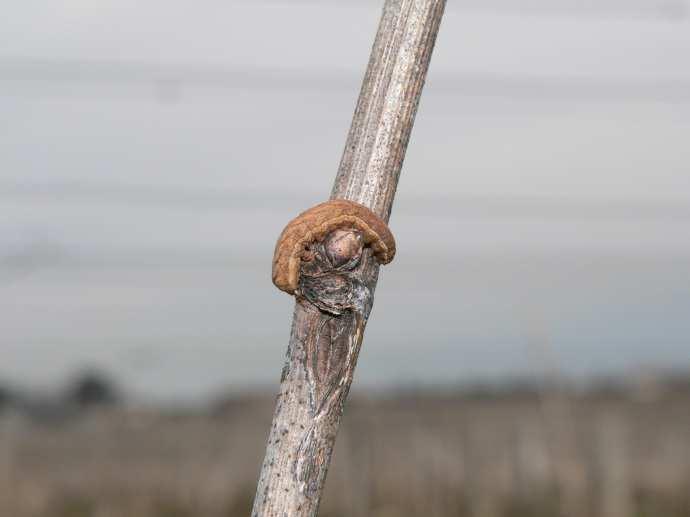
[1, 373, 689, 517]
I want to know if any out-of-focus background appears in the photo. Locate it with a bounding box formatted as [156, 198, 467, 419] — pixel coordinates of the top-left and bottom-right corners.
[2, 1, 689, 516]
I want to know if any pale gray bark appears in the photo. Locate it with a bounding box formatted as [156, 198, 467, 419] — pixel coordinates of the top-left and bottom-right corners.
[251, 1, 446, 516]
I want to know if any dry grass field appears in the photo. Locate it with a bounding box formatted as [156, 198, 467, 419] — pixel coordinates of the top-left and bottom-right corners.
[1, 380, 689, 517]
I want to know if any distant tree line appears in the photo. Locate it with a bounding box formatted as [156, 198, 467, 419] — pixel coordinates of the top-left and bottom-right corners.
[0, 369, 121, 421]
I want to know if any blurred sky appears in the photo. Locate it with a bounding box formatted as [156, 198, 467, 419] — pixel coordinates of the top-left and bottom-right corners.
[1, 0, 689, 402]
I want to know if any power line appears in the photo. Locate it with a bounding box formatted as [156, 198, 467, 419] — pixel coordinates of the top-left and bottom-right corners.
[4, 246, 690, 272]
[3, 179, 690, 220]
[1, 59, 689, 103]
[246, 0, 689, 20]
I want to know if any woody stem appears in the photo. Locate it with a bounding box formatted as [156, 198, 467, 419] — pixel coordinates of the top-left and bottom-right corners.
[251, 2, 446, 516]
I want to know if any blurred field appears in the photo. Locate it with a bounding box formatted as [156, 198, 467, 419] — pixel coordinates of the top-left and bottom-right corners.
[1, 378, 690, 517]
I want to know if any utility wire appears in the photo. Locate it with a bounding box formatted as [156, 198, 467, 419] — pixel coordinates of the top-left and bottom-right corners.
[3, 180, 690, 220]
[246, 0, 688, 20]
[1, 59, 689, 102]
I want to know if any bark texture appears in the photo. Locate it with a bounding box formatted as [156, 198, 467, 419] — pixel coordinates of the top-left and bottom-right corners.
[251, 1, 446, 516]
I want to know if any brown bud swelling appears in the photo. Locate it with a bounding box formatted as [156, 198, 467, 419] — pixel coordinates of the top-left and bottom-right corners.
[324, 229, 363, 269]
[271, 199, 396, 295]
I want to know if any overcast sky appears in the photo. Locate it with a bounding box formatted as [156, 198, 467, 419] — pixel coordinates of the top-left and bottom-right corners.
[1, 1, 689, 402]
